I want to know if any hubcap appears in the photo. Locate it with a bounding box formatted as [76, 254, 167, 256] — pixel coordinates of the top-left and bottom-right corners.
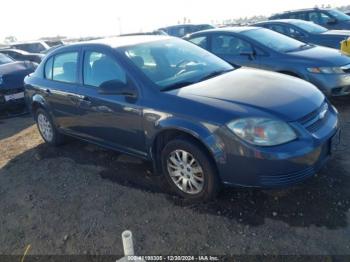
[37, 113, 53, 142]
[167, 150, 204, 195]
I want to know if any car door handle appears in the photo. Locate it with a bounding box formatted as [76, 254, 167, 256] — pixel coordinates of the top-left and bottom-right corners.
[79, 96, 92, 106]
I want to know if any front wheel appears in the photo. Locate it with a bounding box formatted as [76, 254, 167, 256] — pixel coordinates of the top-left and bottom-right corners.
[35, 108, 65, 146]
[161, 138, 220, 201]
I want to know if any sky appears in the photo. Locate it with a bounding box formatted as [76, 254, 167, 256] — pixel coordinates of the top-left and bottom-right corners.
[1, 0, 349, 41]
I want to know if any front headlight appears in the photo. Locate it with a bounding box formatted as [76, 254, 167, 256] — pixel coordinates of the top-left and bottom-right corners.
[227, 118, 297, 146]
[307, 67, 344, 74]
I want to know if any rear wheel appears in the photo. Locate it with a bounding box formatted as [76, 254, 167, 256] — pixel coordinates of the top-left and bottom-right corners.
[161, 138, 220, 201]
[35, 108, 65, 146]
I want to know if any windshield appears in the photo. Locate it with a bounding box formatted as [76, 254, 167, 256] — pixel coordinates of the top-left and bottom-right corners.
[123, 38, 233, 90]
[242, 28, 308, 52]
[328, 9, 350, 21]
[0, 53, 14, 65]
[293, 21, 328, 34]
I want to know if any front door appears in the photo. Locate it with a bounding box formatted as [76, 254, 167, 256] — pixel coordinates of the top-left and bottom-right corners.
[210, 34, 261, 68]
[76, 48, 145, 156]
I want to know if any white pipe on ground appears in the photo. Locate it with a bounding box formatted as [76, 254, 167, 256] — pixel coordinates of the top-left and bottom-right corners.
[122, 230, 134, 256]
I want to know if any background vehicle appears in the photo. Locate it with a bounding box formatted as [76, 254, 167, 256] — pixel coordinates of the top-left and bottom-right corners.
[25, 36, 338, 201]
[185, 27, 350, 96]
[159, 24, 215, 37]
[10, 41, 50, 54]
[254, 19, 350, 49]
[0, 54, 36, 111]
[120, 30, 168, 36]
[0, 49, 44, 63]
[44, 40, 65, 47]
[269, 8, 350, 30]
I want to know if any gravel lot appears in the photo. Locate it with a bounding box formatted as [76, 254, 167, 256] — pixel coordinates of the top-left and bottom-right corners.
[0, 97, 350, 257]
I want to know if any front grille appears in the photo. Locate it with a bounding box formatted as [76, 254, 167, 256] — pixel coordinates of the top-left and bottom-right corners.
[298, 102, 329, 133]
[260, 167, 315, 187]
[341, 64, 350, 73]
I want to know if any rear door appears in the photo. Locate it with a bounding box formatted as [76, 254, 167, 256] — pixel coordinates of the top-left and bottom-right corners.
[42, 48, 83, 134]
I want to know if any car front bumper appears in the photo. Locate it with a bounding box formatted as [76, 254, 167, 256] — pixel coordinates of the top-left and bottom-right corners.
[0, 87, 25, 110]
[306, 73, 350, 96]
[214, 103, 339, 188]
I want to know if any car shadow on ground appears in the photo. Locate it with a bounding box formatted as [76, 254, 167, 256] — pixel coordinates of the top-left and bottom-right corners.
[3, 132, 349, 230]
[0, 114, 33, 140]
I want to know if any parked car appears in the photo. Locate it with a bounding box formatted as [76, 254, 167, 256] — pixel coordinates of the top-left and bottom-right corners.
[120, 30, 168, 36]
[185, 27, 350, 96]
[25, 36, 339, 200]
[0, 49, 44, 64]
[269, 8, 350, 30]
[10, 41, 50, 54]
[44, 40, 65, 47]
[253, 19, 350, 49]
[0, 54, 37, 111]
[159, 24, 215, 37]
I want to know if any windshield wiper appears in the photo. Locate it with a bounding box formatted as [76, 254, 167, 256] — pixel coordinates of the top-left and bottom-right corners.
[161, 81, 194, 92]
[198, 69, 234, 82]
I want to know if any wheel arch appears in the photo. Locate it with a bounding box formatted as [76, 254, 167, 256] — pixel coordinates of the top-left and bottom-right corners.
[149, 120, 225, 177]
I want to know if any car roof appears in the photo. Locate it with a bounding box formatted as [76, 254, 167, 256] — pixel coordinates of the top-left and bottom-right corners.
[256, 19, 313, 25]
[70, 35, 174, 49]
[190, 26, 260, 35]
[0, 48, 29, 54]
[272, 7, 331, 16]
[160, 24, 211, 29]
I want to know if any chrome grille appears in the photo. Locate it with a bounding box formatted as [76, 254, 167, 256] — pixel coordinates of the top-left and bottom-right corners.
[298, 102, 329, 133]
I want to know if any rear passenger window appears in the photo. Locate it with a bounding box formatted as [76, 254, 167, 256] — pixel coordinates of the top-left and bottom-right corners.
[44, 57, 53, 80]
[189, 36, 208, 49]
[83, 51, 126, 87]
[212, 35, 253, 56]
[52, 52, 78, 83]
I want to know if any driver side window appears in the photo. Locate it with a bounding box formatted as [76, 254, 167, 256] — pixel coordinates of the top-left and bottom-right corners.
[83, 51, 126, 87]
[211, 35, 253, 56]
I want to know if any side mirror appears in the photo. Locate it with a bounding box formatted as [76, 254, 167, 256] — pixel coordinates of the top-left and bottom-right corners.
[327, 18, 337, 25]
[98, 79, 137, 97]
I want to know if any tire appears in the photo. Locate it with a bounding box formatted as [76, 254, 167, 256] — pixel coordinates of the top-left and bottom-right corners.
[161, 138, 220, 201]
[35, 108, 65, 146]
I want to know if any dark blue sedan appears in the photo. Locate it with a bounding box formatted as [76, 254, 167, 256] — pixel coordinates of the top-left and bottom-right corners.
[254, 19, 350, 49]
[24, 36, 339, 200]
[185, 27, 350, 96]
[0, 53, 36, 111]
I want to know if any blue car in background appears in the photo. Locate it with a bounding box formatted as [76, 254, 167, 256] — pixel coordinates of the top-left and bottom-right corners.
[253, 19, 350, 49]
[158, 24, 215, 37]
[270, 8, 350, 30]
[0, 53, 37, 112]
[24, 36, 338, 200]
[185, 27, 350, 96]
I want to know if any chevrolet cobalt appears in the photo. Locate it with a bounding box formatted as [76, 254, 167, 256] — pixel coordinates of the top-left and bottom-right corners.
[24, 36, 339, 200]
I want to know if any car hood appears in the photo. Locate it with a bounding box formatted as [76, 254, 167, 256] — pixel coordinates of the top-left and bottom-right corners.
[0, 61, 35, 76]
[322, 30, 350, 37]
[288, 45, 350, 66]
[173, 68, 324, 122]
[0, 61, 36, 88]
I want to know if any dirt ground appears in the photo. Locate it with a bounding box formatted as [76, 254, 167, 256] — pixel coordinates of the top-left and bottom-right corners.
[0, 97, 350, 257]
